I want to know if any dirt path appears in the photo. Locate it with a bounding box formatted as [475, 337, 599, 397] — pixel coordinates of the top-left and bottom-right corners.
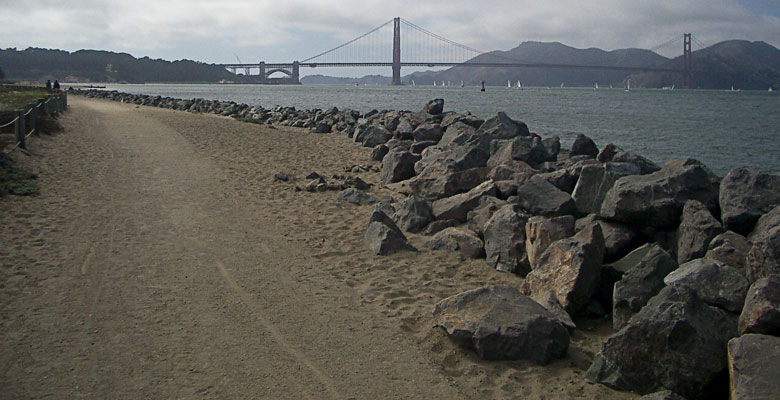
[0, 97, 470, 399]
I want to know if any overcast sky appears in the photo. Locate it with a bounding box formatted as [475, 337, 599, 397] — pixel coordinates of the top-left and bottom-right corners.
[1, 0, 779, 77]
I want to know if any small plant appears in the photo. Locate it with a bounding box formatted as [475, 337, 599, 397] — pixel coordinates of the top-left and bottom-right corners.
[0, 153, 39, 196]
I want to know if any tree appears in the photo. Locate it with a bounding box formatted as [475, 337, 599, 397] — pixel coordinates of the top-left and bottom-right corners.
[0, 66, 5, 80]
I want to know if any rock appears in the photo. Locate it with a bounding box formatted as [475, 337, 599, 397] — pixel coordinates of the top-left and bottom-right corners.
[393, 195, 434, 233]
[421, 219, 460, 236]
[407, 161, 488, 201]
[746, 226, 780, 282]
[586, 285, 738, 399]
[395, 118, 414, 140]
[705, 231, 751, 275]
[727, 334, 780, 400]
[380, 150, 421, 183]
[274, 171, 290, 182]
[572, 162, 641, 215]
[344, 176, 371, 191]
[530, 291, 577, 331]
[521, 224, 605, 315]
[412, 123, 443, 143]
[422, 98, 444, 115]
[570, 134, 599, 158]
[359, 124, 393, 147]
[738, 275, 780, 335]
[612, 244, 678, 330]
[433, 285, 569, 364]
[370, 144, 389, 161]
[612, 151, 661, 175]
[525, 215, 576, 270]
[597, 143, 622, 163]
[534, 169, 577, 193]
[748, 205, 780, 242]
[542, 136, 561, 161]
[600, 159, 720, 229]
[364, 210, 416, 255]
[439, 121, 477, 147]
[515, 175, 577, 217]
[494, 180, 518, 199]
[466, 196, 506, 237]
[476, 112, 530, 140]
[719, 169, 780, 235]
[432, 180, 498, 222]
[310, 121, 331, 133]
[488, 160, 536, 182]
[664, 258, 750, 313]
[639, 390, 688, 400]
[487, 136, 548, 168]
[576, 215, 640, 262]
[424, 227, 485, 259]
[336, 188, 378, 206]
[484, 204, 531, 274]
[676, 200, 725, 264]
[410, 140, 437, 155]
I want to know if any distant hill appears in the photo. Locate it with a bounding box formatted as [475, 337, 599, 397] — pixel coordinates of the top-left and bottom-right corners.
[300, 74, 392, 85]
[0, 47, 244, 83]
[405, 41, 670, 87]
[627, 40, 780, 90]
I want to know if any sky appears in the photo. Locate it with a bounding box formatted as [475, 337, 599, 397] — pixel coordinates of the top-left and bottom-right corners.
[1, 0, 779, 77]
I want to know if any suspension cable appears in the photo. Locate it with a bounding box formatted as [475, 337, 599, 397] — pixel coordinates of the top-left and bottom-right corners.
[301, 19, 395, 62]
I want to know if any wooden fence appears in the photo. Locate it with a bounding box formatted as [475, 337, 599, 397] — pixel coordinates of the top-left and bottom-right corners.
[0, 92, 67, 153]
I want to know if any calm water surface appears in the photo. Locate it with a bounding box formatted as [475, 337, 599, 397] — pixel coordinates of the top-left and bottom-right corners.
[96, 83, 780, 176]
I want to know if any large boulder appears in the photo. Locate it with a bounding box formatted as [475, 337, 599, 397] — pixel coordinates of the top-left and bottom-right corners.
[525, 215, 576, 270]
[748, 205, 780, 242]
[364, 210, 416, 255]
[576, 215, 640, 262]
[483, 204, 531, 274]
[358, 124, 393, 147]
[600, 159, 719, 229]
[432, 180, 497, 222]
[392, 195, 433, 233]
[738, 275, 780, 335]
[424, 227, 485, 259]
[336, 188, 378, 206]
[476, 112, 530, 140]
[379, 150, 421, 183]
[572, 162, 641, 215]
[422, 98, 444, 115]
[433, 285, 569, 364]
[664, 258, 750, 314]
[515, 175, 577, 217]
[466, 196, 506, 237]
[746, 226, 780, 282]
[586, 285, 738, 399]
[487, 136, 548, 168]
[570, 134, 599, 158]
[676, 199, 725, 264]
[412, 123, 443, 143]
[705, 231, 751, 276]
[727, 334, 780, 400]
[407, 161, 487, 201]
[719, 169, 780, 235]
[612, 244, 678, 330]
[438, 121, 477, 147]
[521, 224, 605, 315]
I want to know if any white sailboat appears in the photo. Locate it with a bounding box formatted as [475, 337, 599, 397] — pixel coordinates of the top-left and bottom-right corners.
[770, 87, 774, 92]
[460, 80, 464, 88]
[560, 82, 565, 88]
[594, 82, 599, 90]
[625, 79, 631, 91]
[442, 81, 446, 87]
[507, 80, 511, 88]
[433, 81, 436, 87]
[411, 80, 415, 87]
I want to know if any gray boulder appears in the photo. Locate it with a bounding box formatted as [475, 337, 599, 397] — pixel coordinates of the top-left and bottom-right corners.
[370, 144, 389, 161]
[412, 123, 443, 143]
[407, 161, 488, 201]
[432, 180, 497, 222]
[676, 200, 725, 264]
[380, 150, 421, 183]
[600, 159, 719, 229]
[410, 140, 437, 155]
[484, 204, 531, 275]
[738, 275, 780, 335]
[719, 169, 780, 235]
[748, 205, 780, 242]
[433, 285, 569, 364]
[364, 210, 416, 255]
[438, 121, 476, 147]
[612, 151, 661, 175]
[570, 134, 599, 158]
[393, 195, 434, 233]
[525, 215, 576, 270]
[466, 196, 506, 237]
[746, 226, 780, 282]
[542, 136, 561, 161]
[394, 118, 414, 140]
[476, 112, 530, 140]
[422, 98, 444, 115]
[705, 231, 751, 275]
[572, 162, 641, 215]
[424, 227, 485, 259]
[530, 291, 577, 331]
[421, 219, 460, 236]
[576, 215, 640, 262]
[664, 258, 750, 313]
[515, 175, 577, 217]
[613, 244, 678, 330]
[728, 334, 780, 400]
[359, 124, 393, 147]
[336, 188, 378, 206]
[521, 223, 605, 315]
[487, 136, 548, 168]
[639, 390, 687, 400]
[586, 285, 738, 399]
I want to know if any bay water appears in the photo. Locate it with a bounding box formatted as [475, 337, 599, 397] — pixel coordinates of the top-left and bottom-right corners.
[94, 83, 779, 176]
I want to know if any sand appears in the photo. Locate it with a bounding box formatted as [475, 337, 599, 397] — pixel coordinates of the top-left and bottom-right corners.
[0, 96, 636, 399]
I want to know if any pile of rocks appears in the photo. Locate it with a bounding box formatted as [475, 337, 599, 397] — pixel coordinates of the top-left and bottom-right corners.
[351, 99, 779, 399]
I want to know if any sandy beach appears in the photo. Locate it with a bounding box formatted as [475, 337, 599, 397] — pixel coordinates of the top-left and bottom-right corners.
[0, 96, 635, 399]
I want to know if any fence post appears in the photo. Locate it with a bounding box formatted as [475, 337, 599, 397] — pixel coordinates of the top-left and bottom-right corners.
[29, 103, 37, 136]
[15, 109, 26, 149]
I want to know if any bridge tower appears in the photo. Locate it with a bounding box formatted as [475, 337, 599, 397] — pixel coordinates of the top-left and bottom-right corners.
[392, 17, 402, 85]
[683, 33, 692, 89]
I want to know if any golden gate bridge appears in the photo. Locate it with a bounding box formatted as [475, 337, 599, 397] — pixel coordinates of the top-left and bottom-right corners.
[220, 17, 696, 88]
